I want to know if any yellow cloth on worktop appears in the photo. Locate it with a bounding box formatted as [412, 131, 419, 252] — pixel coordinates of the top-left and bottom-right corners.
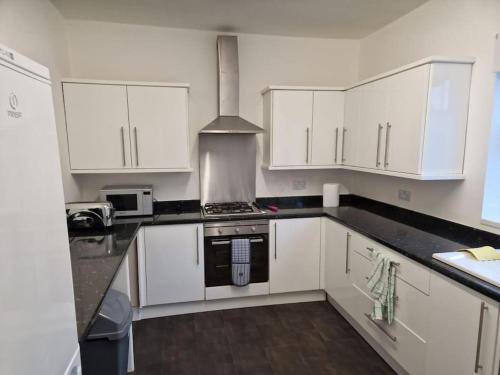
[459, 246, 500, 261]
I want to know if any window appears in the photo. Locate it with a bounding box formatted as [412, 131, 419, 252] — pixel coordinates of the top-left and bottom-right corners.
[481, 73, 500, 227]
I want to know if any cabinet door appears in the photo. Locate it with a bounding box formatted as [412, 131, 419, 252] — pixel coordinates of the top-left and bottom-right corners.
[144, 224, 204, 305]
[324, 219, 353, 307]
[342, 87, 361, 166]
[311, 91, 344, 166]
[426, 273, 499, 375]
[63, 83, 131, 170]
[127, 86, 189, 169]
[357, 80, 387, 169]
[384, 65, 429, 174]
[270, 218, 321, 293]
[272, 90, 313, 166]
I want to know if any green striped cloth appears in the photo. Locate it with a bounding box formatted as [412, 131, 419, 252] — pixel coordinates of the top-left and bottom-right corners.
[366, 251, 396, 324]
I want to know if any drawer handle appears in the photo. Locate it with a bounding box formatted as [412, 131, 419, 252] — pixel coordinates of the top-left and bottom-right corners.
[334, 127, 339, 164]
[196, 226, 200, 265]
[474, 302, 488, 373]
[364, 313, 397, 342]
[345, 232, 351, 274]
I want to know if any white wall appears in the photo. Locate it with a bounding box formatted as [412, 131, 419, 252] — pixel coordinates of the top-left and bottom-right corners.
[0, 0, 81, 202]
[349, 0, 500, 232]
[64, 21, 358, 201]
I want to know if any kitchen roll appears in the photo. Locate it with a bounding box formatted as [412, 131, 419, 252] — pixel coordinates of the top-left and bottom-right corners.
[323, 183, 339, 207]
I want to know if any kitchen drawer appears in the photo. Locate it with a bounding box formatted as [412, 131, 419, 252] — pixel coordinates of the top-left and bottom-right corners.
[350, 248, 430, 340]
[351, 234, 430, 295]
[353, 285, 427, 375]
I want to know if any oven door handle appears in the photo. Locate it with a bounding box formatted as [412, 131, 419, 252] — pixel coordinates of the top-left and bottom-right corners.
[250, 238, 264, 243]
[211, 240, 231, 245]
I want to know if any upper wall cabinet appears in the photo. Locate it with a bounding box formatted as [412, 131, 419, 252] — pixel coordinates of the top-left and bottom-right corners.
[344, 58, 473, 179]
[263, 58, 473, 180]
[262, 87, 345, 170]
[62, 80, 191, 174]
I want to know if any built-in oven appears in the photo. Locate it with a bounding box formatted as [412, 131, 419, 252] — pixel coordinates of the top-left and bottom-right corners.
[204, 220, 269, 287]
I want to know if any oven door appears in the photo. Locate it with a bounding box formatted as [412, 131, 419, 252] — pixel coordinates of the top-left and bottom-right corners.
[102, 192, 143, 217]
[204, 234, 269, 287]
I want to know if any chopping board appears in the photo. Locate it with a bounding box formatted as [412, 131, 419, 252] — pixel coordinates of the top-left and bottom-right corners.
[432, 251, 500, 288]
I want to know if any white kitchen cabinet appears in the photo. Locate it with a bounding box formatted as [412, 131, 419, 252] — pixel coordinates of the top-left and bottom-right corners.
[62, 79, 191, 173]
[311, 91, 345, 166]
[426, 272, 499, 375]
[383, 64, 429, 174]
[63, 83, 131, 170]
[323, 218, 354, 309]
[270, 218, 321, 294]
[356, 79, 387, 170]
[344, 58, 472, 179]
[143, 224, 204, 306]
[342, 86, 361, 167]
[127, 86, 189, 169]
[494, 323, 500, 375]
[262, 87, 345, 169]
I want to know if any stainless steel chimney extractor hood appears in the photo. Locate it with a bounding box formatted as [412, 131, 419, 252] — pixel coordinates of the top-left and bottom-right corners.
[199, 35, 264, 134]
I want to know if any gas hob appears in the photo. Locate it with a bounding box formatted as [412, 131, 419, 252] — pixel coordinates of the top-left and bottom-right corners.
[203, 202, 264, 217]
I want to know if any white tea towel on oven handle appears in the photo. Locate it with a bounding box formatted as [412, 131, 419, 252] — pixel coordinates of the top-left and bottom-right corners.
[231, 238, 251, 286]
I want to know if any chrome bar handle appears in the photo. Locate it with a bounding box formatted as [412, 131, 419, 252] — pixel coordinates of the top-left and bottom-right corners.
[196, 226, 200, 265]
[475, 302, 488, 373]
[376, 124, 383, 167]
[341, 128, 347, 162]
[211, 240, 231, 245]
[345, 232, 351, 274]
[134, 127, 139, 167]
[364, 313, 397, 342]
[306, 128, 310, 164]
[120, 127, 126, 166]
[384, 122, 391, 168]
[334, 127, 339, 164]
[274, 222, 277, 259]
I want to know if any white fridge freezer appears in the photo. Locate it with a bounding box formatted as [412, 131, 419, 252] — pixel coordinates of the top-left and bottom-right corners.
[0, 45, 81, 374]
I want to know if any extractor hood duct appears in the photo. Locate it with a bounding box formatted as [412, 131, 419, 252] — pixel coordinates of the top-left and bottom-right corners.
[199, 35, 264, 134]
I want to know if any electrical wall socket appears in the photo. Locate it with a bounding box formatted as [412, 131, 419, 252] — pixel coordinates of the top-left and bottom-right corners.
[398, 189, 411, 202]
[292, 180, 306, 190]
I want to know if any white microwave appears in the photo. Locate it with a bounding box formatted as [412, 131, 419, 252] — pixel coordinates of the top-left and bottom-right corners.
[99, 185, 153, 217]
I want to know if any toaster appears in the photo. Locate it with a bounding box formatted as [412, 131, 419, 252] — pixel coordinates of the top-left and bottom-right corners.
[66, 202, 114, 230]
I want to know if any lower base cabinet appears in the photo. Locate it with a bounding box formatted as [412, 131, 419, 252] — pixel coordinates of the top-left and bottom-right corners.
[425, 273, 499, 375]
[270, 218, 321, 294]
[142, 224, 204, 306]
[323, 217, 500, 375]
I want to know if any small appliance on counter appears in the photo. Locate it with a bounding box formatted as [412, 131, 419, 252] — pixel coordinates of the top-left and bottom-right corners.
[100, 185, 153, 217]
[66, 202, 114, 230]
[323, 183, 340, 207]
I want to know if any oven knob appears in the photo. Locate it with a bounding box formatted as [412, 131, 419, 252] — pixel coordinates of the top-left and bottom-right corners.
[251, 226, 256, 232]
[235, 228, 240, 233]
[217, 228, 223, 234]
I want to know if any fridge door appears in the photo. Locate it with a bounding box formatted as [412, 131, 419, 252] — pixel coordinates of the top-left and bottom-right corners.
[0, 45, 79, 375]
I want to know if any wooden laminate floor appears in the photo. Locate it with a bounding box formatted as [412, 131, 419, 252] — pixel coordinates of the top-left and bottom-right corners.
[132, 301, 396, 375]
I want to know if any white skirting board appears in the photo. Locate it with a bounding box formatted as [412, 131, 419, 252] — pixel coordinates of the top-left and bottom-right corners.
[326, 295, 408, 375]
[134, 290, 326, 321]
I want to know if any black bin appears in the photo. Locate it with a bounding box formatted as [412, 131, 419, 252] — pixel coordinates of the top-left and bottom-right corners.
[81, 289, 132, 375]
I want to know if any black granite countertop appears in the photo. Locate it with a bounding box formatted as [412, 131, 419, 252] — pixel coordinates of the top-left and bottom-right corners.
[118, 195, 500, 302]
[72, 195, 500, 340]
[69, 222, 141, 341]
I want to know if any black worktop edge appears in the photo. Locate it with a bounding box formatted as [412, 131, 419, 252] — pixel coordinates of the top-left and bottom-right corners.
[73, 222, 141, 341]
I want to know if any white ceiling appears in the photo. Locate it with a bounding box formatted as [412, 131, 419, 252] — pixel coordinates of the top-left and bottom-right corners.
[50, 0, 428, 39]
